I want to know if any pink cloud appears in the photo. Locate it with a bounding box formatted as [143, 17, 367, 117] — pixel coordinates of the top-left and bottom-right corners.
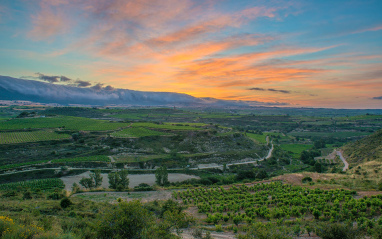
[27, 3, 69, 41]
[351, 24, 382, 34]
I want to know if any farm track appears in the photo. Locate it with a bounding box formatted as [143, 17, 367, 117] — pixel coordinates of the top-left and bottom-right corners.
[336, 150, 349, 171]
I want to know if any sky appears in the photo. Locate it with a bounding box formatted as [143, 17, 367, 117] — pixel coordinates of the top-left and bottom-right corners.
[0, 0, 381, 109]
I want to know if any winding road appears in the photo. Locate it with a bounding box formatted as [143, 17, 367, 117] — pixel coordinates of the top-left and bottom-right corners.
[336, 150, 349, 171]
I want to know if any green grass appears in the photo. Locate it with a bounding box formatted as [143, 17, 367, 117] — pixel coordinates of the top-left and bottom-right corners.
[302, 121, 332, 125]
[51, 155, 110, 163]
[115, 154, 167, 163]
[289, 131, 370, 138]
[112, 127, 170, 138]
[247, 133, 267, 144]
[0, 160, 49, 170]
[0, 131, 71, 144]
[75, 192, 152, 202]
[132, 122, 203, 130]
[280, 144, 313, 158]
[0, 156, 109, 170]
[0, 178, 64, 191]
[112, 113, 146, 120]
[0, 116, 129, 131]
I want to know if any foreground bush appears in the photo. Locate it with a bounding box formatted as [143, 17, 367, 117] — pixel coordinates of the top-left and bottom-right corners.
[316, 223, 363, 239]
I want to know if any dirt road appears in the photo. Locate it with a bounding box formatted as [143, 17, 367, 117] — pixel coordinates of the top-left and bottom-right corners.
[336, 150, 349, 171]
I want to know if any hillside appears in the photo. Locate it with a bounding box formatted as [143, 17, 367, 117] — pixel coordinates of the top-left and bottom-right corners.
[343, 129, 382, 165]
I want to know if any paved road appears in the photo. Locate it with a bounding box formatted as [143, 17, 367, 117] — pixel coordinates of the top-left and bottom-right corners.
[336, 150, 349, 171]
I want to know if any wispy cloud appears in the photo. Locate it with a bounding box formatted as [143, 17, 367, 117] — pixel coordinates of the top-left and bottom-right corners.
[249, 88, 291, 94]
[373, 96, 382, 100]
[27, 2, 69, 41]
[351, 24, 382, 34]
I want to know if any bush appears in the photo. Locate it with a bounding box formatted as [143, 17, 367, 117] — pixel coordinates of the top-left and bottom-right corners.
[316, 223, 362, 239]
[60, 198, 73, 209]
[302, 176, 313, 183]
[134, 183, 153, 191]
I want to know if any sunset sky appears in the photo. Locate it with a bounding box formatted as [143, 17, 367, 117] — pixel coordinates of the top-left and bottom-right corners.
[0, 0, 381, 109]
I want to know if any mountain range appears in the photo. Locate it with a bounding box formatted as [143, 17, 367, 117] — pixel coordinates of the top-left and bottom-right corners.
[0, 76, 263, 107]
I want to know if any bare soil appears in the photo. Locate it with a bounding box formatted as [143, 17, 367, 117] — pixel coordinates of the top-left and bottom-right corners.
[61, 172, 200, 191]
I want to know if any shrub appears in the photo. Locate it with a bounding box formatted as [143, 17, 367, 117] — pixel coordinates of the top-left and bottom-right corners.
[302, 176, 313, 183]
[316, 223, 362, 239]
[60, 198, 73, 209]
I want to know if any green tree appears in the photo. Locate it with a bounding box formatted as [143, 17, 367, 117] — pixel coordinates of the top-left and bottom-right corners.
[90, 170, 103, 188]
[315, 162, 323, 173]
[155, 166, 169, 186]
[97, 200, 154, 239]
[108, 170, 129, 190]
[79, 177, 94, 189]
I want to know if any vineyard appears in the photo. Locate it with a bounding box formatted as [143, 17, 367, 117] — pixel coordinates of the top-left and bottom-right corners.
[0, 130, 70, 144]
[0, 178, 64, 191]
[0, 116, 129, 131]
[174, 182, 382, 232]
[111, 127, 170, 138]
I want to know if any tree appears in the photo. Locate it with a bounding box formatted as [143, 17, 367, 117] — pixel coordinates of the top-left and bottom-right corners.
[90, 170, 103, 188]
[155, 166, 169, 186]
[108, 170, 129, 190]
[96, 200, 156, 239]
[315, 162, 323, 173]
[79, 177, 94, 189]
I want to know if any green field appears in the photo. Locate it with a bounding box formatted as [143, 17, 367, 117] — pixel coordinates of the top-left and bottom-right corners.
[51, 155, 110, 163]
[0, 160, 49, 170]
[247, 133, 267, 144]
[289, 131, 370, 138]
[0, 116, 129, 131]
[112, 127, 170, 138]
[0, 178, 64, 191]
[280, 144, 313, 158]
[132, 122, 204, 130]
[0, 131, 71, 144]
[0, 155, 109, 170]
[115, 154, 166, 163]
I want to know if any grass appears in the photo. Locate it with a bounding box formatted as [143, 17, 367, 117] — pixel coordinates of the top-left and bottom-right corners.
[289, 131, 370, 138]
[0, 178, 64, 191]
[247, 133, 267, 144]
[132, 122, 203, 130]
[51, 155, 110, 163]
[115, 154, 167, 163]
[0, 130, 71, 144]
[0, 116, 129, 131]
[280, 144, 313, 158]
[112, 127, 170, 138]
[0, 155, 109, 170]
[74, 192, 151, 202]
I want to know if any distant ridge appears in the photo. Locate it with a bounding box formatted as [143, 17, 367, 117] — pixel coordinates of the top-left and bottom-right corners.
[0, 76, 242, 107]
